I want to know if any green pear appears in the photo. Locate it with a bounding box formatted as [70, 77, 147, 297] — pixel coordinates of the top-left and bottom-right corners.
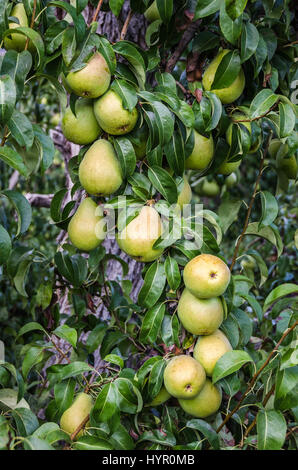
[177, 175, 192, 208]
[185, 130, 214, 170]
[200, 178, 220, 197]
[147, 386, 171, 407]
[129, 123, 149, 160]
[202, 50, 245, 104]
[60, 392, 93, 438]
[68, 198, 106, 251]
[183, 254, 230, 299]
[179, 379, 222, 418]
[117, 206, 164, 262]
[225, 172, 238, 188]
[94, 89, 138, 135]
[178, 288, 224, 335]
[194, 329, 232, 376]
[163, 355, 206, 399]
[269, 139, 297, 180]
[4, 3, 29, 52]
[79, 139, 123, 195]
[61, 98, 102, 145]
[65, 52, 111, 98]
[144, 1, 160, 22]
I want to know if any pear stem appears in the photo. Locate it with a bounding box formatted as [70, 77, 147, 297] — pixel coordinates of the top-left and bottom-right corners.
[120, 9, 133, 40]
[25, 0, 37, 51]
[229, 131, 273, 271]
[90, 0, 104, 25]
[70, 415, 90, 441]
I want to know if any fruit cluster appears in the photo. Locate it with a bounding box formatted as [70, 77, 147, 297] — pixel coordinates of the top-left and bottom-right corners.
[162, 254, 232, 419]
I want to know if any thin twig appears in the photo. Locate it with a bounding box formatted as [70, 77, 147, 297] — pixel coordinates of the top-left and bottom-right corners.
[165, 19, 201, 73]
[90, 0, 104, 25]
[1, 126, 8, 147]
[70, 415, 90, 441]
[216, 321, 298, 435]
[120, 9, 133, 40]
[232, 103, 279, 123]
[25, 0, 37, 51]
[229, 132, 273, 271]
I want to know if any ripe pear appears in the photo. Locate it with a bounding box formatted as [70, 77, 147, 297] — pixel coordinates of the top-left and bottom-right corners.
[185, 130, 214, 170]
[200, 178, 220, 197]
[178, 288, 224, 335]
[202, 50, 245, 104]
[177, 175, 192, 208]
[183, 254, 230, 299]
[68, 198, 106, 251]
[194, 329, 232, 376]
[225, 172, 237, 188]
[179, 379, 222, 418]
[65, 52, 111, 99]
[4, 3, 29, 52]
[60, 392, 93, 438]
[217, 159, 241, 176]
[94, 90, 138, 135]
[117, 206, 163, 262]
[147, 386, 171, 407]
[79, 139, 123, 195]
[144, 1, 160, 22]
[61, 98, 101, 145]
[278, 154, 297, 180]
[163, 355, 206, 399]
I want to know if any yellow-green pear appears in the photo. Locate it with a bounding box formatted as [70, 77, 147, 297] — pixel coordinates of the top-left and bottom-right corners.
[194, 329, 232, 376]
[79, 139, 123, 195]
[178, 288, 224, 335]
[117, 206, 163, 262]
[65, 52, 111, 98]
[60, 392, 93, 438]
[61, 98, 101, 145]
[179, 379, 222, 418]
[217, 159, 241, 175]
[4, 3, 29, 52]
[144, 1, 160, 22]
[147, 386, 171, 407]
[202, 50, 245, 104]
[269, 140, 297, 180]
[200, 178, 220, 197]
[183, 254, 230, 299]
[225, 172, 238, 188]
[177, 175, 192, 208]
[163, 355, 206, 399]
[94, 89, 138, 135]
[68, 198, 106, 251]
[185, 130, 214, 170]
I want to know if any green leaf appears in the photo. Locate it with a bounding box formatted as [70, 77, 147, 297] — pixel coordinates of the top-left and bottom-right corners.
[156, 0, 173, 24]
[0, 146, 29, 177]
[275, 366, 298, 411]
[104, 354, 124, 369]
[164, 130, 185, 176]
[240, 22, 259, 63]
[113, 137, 136, 178]
[226, 0, 248, 19]
[146, 359, 166, 402]
[74, 436, 113, 450]
[13, 258, 32, 297]
[7, 110, 34, 150]
[139, 302, 165, 344]
[0, 74, 16, 124]
[2, 190, 32, 236]
[53, 325, 77, 348]
[186, 419, 220, 449]
[135, 356, 163, 386]
[0, 224, 11, 265]
[93, 382, 118, 422]
[138, 262, 166, 308]
[4, 27, 45, 69]
[211, 50, 241, 90]
[0, 50, 32, 100]
[239, 293, 263, 322]
[195, 0, 221, 19]
[259, 190, 278, 228]
[17, 321, 46, 339]
[22, 346, 44, 380]
[109, 0, 125, 16]
[110, 79, 138, 112]
[278, 102, 296, 138]
[244, 222, 283, 257]
[48, 1, 86, 43]
[165, 255, 181, 290]
[263, 283, 298, 311]
[23, 436, 54, 450]
[148, 166, 177, 204]
[193, 31, 220, 53]
[57, 362, 93, 381]
[212, 350, 253, 383]
[62, 27, 77, 67]
[33, 124, 56, 172]
[220, 2, 242, 46]
[11, 407, 39, 437]
[257, 410, 286, 450]
[249, 89, 279, 119]
[113, 41, 146, 87]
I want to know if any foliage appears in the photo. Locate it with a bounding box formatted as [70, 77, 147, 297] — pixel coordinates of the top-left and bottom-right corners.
[0, 0, 297, 451]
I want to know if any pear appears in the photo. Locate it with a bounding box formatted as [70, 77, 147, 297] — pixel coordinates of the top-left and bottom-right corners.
[269, 140, 297, 180]
[217, 159, 241, 176]
[65, 52, 111, 99]
[200, 178, 220, 197]
[117, 206, 163, 262]
[4, 3, 29, 52]
[147, 386, 171, 407]
[61, 98, 101, 145]
[185, 130, 214, 170]
[183, 254, 230, 299]
[79, 139, 123, 195]
[60, 392, 93, 438]
[225, 172, 238, 188]
[179, 379, 222, 418]
[202, 50, 245, 104]
[194, 329, 232, 376]
[177, 175, 192, 208]
[163, 355, 206, 399]
[94, 90, 138, 135]
[178, 288, 224, 335]
[144, 1, 161, 22]
[68, 198, 106, 251]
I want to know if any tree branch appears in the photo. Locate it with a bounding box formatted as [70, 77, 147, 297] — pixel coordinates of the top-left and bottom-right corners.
[25, 193, 53, 208]
[120, 9, 133, 40]
[90, 0, 104, 25]
[165, 19, 201, 73]
[25, 0, 37, 50]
